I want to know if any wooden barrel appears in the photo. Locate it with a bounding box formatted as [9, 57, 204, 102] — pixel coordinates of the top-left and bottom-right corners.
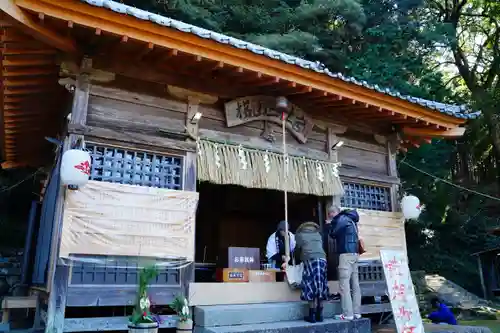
[128, 322, 159, 333]
[176, 320, 193, 333]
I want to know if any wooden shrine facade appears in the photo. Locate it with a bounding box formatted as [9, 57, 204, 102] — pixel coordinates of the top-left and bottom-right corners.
[0, 1, 478, 333]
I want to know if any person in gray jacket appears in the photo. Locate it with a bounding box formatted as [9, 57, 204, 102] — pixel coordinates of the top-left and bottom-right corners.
[326, 205, 361, 321]
[295, 222, 329, 323]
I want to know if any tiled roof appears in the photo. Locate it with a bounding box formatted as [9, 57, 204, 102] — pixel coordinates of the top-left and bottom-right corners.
[82, 0, 480, 120]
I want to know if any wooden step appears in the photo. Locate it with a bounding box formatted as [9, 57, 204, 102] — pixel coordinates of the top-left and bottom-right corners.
[2, 297, 37, 310]
[1, 296, 38, 331]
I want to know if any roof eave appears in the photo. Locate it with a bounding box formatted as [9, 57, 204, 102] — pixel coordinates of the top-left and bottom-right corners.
[14, 0, 469, 130]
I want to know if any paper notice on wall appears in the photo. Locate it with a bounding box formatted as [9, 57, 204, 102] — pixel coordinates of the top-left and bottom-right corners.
[380, 250, 424, 333]
[60, 180, 198, 261]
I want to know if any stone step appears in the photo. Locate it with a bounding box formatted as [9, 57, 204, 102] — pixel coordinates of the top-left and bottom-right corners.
[194, 302, 339, 327]
[195, 318, 370, 333]
[194, 301, 389, 327]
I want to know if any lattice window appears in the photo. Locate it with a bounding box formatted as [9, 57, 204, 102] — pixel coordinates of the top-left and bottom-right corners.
[87, 144, 183, 190]
[70, 255, 182, 286]
[341, 182, 391, 211]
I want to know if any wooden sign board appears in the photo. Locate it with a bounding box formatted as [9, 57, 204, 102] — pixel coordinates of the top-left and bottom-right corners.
[228, 247, 260, 270]
[249, 270, 276, 283]
[60, 181, 198, 261]
[224, 96, 314, 143]
[217, 268, 249, 282]
[380, 250, 424, 333]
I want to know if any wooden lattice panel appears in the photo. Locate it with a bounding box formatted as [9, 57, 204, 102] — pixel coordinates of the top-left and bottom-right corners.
[87, 144, 184, 189]
[341, 182, 391, 211]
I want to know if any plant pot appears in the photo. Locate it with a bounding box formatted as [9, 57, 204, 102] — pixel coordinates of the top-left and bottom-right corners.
[176, 319, 193, 333]
[128, 322, 159, 333]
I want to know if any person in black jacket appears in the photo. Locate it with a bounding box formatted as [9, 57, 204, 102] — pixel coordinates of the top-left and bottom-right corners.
[325, 205, 361, 321]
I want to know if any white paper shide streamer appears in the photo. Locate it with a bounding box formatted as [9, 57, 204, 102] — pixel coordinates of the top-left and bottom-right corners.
[214, 143, 221, 168]
[303, 157, 308, 180]
[331, 163, 340, 178]
[263, 152, 271, 173]
[238, 145, 248, 170]
[316, 163, 324, 182]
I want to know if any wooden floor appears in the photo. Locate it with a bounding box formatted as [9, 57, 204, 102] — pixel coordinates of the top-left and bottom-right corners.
[189, 281, 387, 306]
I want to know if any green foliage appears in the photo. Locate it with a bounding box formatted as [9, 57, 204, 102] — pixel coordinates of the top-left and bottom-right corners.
[129, 265, 159, 325]
[120, 0, 500, 296]
[170, 295, 191, 322]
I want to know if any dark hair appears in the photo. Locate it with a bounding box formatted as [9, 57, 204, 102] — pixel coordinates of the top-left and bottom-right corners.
[430, 297, 440, 307]
[277, 220, 288, 231]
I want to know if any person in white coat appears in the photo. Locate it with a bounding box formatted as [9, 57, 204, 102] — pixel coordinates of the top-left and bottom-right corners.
[266, 220, 296, 269]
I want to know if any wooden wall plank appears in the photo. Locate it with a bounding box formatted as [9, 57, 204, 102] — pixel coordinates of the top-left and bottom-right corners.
[87, 95, 186, 133]
[356, 209, 406, 259]
[338, 147, 387, 174]
[87, 84, 392, 183]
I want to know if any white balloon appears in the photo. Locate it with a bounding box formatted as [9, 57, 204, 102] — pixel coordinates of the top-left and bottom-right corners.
[60, 149, 91, 186]
[401, 195, 421, 220]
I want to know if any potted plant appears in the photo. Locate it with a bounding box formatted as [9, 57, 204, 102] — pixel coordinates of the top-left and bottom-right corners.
[171, 295, 193, 333]
[128, 266, 161, 333]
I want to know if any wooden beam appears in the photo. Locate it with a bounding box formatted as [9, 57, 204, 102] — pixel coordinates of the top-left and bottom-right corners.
[477, 255, 487, 299]
[70, 57, 92, 126]
[68, 123, 196, 152]
[16, 0, 466, 128]
[92, 58, 249, 98]
[2, 67, 58, 77]
[2, 47, 57, 55]
[1, 159, 38, 169]
[402, 126, 465, 138]
[2, 57, 55, 66]
[0, 0, 77, 53]
[44, 138, 71, 333]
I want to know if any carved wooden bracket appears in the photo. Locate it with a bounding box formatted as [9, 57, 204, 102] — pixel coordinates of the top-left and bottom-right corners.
[329, 124, 348, 135]
[186, 98, 201, 141]
[326, 126, 346, 162]
[373, 134, 387, 146]
[387, 132, 402, 153]
[60, 57, 115, 83]
[261, 121, 276, 143]
[386, 132, 401, 177]
[167, 85, 218, 141]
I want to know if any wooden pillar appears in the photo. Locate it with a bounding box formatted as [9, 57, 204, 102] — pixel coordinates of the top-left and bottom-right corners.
[168, 86, 216, 295]
[184, 151, 197, 294]
[326, 125, 346, 207]
[325, 125, 346, 280]
[45, 58, 92, 333]
[387, 134, 400, 211]
[21, 201, 38, 286]
[186, 98, 201, 140]
[477, 255, 487, 299]
[184, 152, 197, 192]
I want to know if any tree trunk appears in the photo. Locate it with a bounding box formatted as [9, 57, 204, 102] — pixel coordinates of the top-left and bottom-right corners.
[478, 101, 500, 193]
